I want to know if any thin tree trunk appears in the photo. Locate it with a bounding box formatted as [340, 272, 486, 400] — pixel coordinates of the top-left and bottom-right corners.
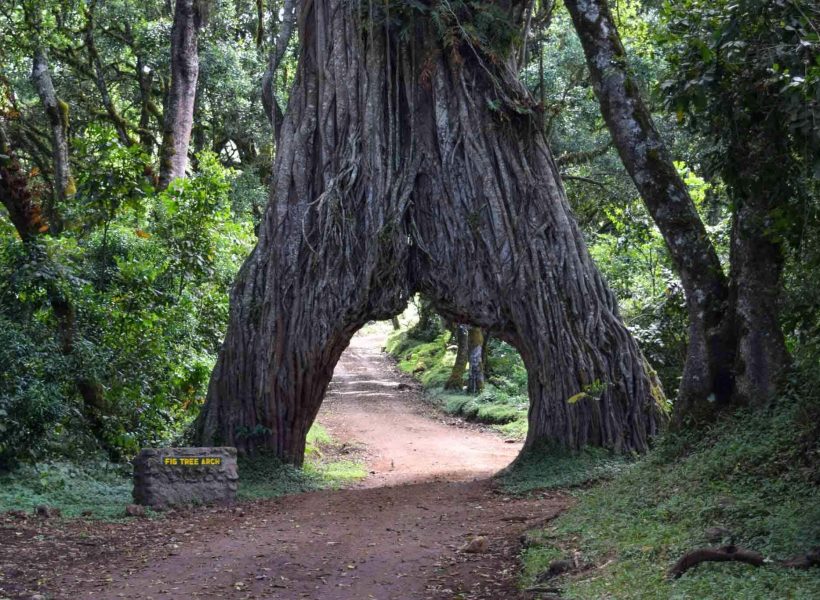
[86, 2, 133, 146]
[260, 0, 296, 141]
[31, 47, 73, 208]
[391, 316, 401, 330]
[195, 0, 665, 464]
[445, 324, 469, 390]
[136, 53, 160, 152]
[467, 327, 484, 394]
[158, 0, 202, 188]
[564, 0, 735, 422]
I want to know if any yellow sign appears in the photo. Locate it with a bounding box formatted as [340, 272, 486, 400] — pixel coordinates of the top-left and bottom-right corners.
[163, 457, 222, 466]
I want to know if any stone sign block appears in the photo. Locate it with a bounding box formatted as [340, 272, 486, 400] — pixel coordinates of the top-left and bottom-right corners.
[133, 447, 238, 508]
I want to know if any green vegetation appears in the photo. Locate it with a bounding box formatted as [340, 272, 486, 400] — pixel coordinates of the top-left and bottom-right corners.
[0, 460, 133, 519]
[0, 425, 364, 518]
[238, 424, 366, 500]
[0, 149, 258, 467]
[500, 444, 630, 494]
[513, 394, 820, 599]
[385, 324, 530, 439]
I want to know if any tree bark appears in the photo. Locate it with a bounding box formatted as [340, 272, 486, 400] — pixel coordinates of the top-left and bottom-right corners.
[0, 125, 46, 240]
[31, 46, 73, 206]
[564, 0, 735, 422]
[728, 136, 789, 405]
[467, 327, 484, 394]
[195, 0, 666, 464]
[445, 324, 469, 391]
[158, 0, 202, 188]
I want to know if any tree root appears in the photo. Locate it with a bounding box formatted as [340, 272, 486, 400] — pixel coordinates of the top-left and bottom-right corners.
[669, 545, 820, 579]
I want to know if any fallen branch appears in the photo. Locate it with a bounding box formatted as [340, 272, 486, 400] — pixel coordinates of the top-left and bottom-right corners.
[669, 545, 764, 579]
[781, 548, 820, 569]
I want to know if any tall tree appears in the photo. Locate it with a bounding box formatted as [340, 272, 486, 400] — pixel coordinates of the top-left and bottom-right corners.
[195, 0, 666, 464]
[564, 0, 736, 421]
[158, 0, 204, 188]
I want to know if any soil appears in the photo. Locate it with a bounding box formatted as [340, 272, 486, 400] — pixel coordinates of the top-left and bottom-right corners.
[0, 329, 570, 600]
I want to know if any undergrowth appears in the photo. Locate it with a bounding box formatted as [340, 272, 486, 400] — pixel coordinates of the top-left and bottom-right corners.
[499, 443, 631, 493]
[385, 328, 529, 439]
[512, 397, 820, 599]
[0, 460, 133, 519]
[0, 424, 365, 518]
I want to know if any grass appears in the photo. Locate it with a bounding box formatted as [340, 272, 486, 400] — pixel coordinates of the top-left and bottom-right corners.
[509, 399, 820, 599]
[230, 423, 367, 501]
[0, 424, 365, 518]
[499, 443, 631, 494]
[0, 460, 133, 519]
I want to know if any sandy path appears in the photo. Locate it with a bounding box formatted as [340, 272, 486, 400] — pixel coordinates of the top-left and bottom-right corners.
[1, 330, 569, 600]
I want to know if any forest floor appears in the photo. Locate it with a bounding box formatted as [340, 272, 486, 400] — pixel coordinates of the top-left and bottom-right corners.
[0, 331, 570, 600]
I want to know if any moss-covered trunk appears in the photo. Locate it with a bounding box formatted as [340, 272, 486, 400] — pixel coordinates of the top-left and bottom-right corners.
[445, 324, 469, 391]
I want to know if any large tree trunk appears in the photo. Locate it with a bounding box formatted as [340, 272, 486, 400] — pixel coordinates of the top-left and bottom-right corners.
[158, 0, 202, 188]
[728, 136, 789, 405]
[564, 0, 735, 422]
[195, 0, 665, 464]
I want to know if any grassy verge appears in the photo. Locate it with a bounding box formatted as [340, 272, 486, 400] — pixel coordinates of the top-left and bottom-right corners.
[0, 460, 133, 519]
[0, 424, 365, 518]
[510, 400, 820, 599]
[385, 328, 529, 439]
[237, 424, 366, 500]
[499, 444, 631, 493]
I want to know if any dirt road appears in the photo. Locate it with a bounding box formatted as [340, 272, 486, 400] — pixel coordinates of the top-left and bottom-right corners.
[318, 331, 522, 487]
[1, 329, 569, 600]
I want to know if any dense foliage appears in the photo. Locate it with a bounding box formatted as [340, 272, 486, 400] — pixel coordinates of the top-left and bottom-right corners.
[0, 0, 288, 466]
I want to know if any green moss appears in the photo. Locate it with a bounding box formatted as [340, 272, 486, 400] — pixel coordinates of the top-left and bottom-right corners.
[57, 98, 70, 133]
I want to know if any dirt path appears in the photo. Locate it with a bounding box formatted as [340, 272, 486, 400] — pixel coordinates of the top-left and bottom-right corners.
[317, 331, 522, 487]
[1, 330, 569, 600]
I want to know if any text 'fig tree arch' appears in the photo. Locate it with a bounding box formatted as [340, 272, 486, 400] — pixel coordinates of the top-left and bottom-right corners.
[194, 0, 667, 465]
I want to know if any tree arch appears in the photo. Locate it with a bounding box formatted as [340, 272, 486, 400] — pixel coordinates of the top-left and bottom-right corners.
[194, 0, 666, 465]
